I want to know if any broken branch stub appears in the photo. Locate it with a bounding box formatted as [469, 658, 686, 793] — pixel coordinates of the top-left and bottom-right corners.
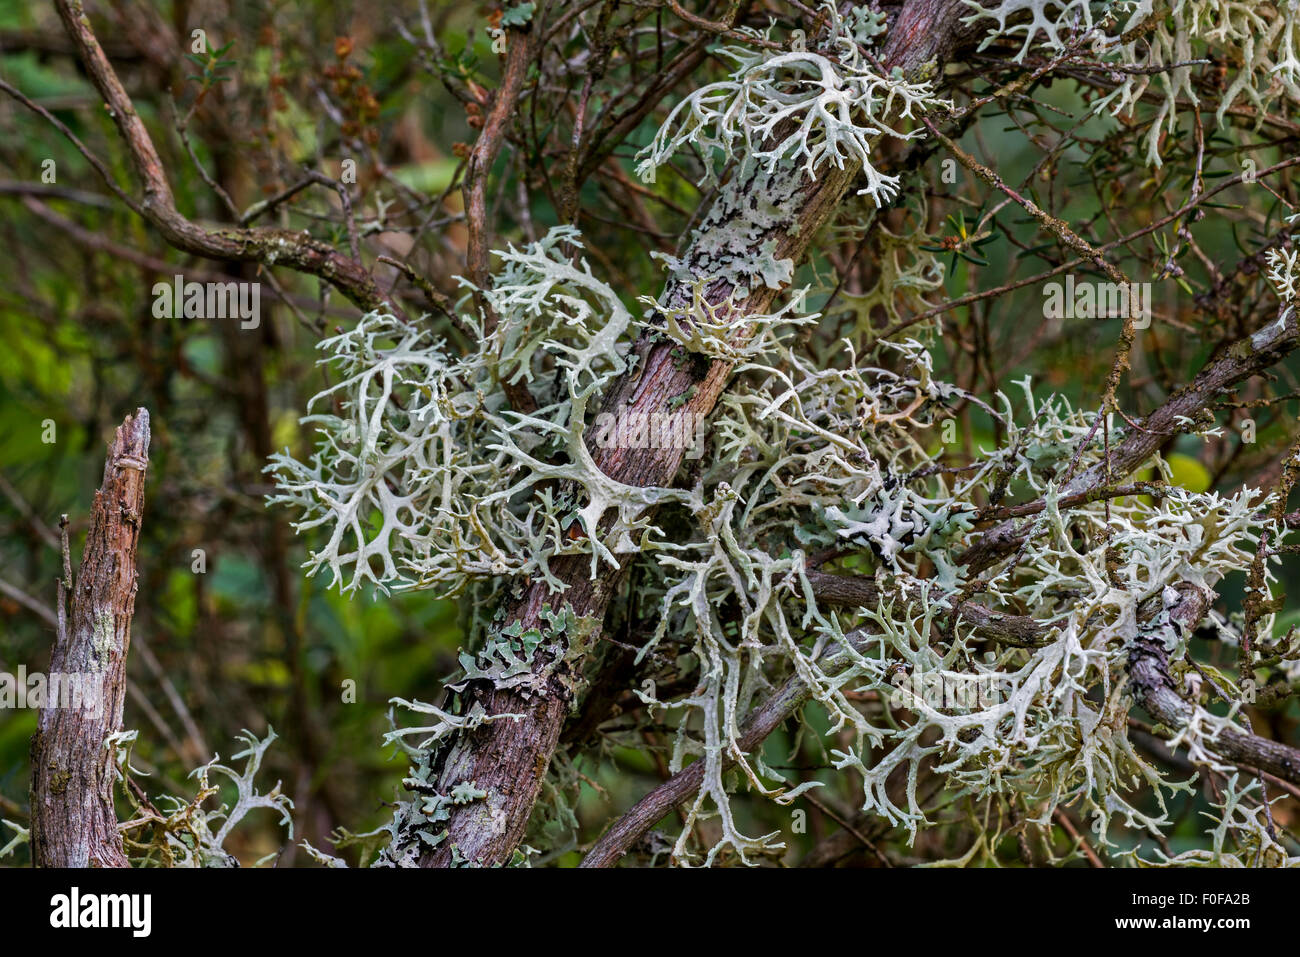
[29, 407, 150, 868]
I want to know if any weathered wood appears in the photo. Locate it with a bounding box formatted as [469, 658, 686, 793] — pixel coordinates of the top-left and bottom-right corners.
[30, 408, 150, 868]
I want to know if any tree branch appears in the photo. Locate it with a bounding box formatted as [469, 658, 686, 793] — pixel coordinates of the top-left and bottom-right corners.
[465, 16, 541, 293]
[581, 624, 875, 867]
[47, 0, 402, 317]
[29, 408, 150, 868]
[1128, 582, 1300, 787]
[804, 569, 1050, 647]
[959, 307, 1300, 575]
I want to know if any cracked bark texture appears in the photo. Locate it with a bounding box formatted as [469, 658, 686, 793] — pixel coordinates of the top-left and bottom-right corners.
[30, 408, 150, 868]
[391, 0, 980, 868]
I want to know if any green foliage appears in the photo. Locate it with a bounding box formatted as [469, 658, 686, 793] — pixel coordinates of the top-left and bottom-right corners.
[185, 39, 238, 90]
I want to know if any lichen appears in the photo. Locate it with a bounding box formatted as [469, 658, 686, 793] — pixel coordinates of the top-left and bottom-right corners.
[263, 46, 1300, 863]
[636, 2, 950, 207]
[266, 225, 686, 597]
[963, 0, 1300, 165]
[115, 728, 296, 867]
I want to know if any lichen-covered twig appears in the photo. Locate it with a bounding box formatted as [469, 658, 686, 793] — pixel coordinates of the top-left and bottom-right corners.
[1129, 583, 1300, 788]
[805, 569, 1049, 647]
[583, 577, 1300, 867]
[960, 306, 1300, 574]
[376, 0, 980, 868]
[581, 624, 875, 867]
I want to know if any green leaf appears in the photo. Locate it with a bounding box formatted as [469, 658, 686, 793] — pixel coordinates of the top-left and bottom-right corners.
[1167, 453, 1212, 493]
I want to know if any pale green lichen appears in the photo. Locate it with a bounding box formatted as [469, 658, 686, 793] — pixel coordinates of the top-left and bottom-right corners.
[0, 819, 28, 859]
[116, 728, 295, 867]
[265, 109, 1299, 865]
[90, 610, 115, 667]
[963, 0, 1300, 165]
[649, 158, 804, 302]
[637, 278, 818, 362]
[266, 225, 683, 597]
[636, 2, 950, 207]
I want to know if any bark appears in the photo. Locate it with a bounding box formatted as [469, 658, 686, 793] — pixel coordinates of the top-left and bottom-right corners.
[29, 408, 150, 868]
[393, 0, 981, 867]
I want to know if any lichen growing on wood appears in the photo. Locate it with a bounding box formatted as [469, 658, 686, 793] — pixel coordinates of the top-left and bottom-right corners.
[263, 7, 1300, 867]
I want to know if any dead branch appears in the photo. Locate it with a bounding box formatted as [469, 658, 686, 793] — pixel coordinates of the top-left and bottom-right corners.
[29, 408, 150, 868]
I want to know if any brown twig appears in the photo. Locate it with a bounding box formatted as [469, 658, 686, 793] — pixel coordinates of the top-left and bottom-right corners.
[960, 307, 1300, 575]
[40, 1, 401, 317]
[1052, 807, 1105, 868]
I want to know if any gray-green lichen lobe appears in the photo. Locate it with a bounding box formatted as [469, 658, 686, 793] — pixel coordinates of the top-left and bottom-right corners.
[652, 158, 803, 303]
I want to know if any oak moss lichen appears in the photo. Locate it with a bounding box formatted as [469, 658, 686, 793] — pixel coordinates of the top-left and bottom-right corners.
[259, 5, 1300, 867]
